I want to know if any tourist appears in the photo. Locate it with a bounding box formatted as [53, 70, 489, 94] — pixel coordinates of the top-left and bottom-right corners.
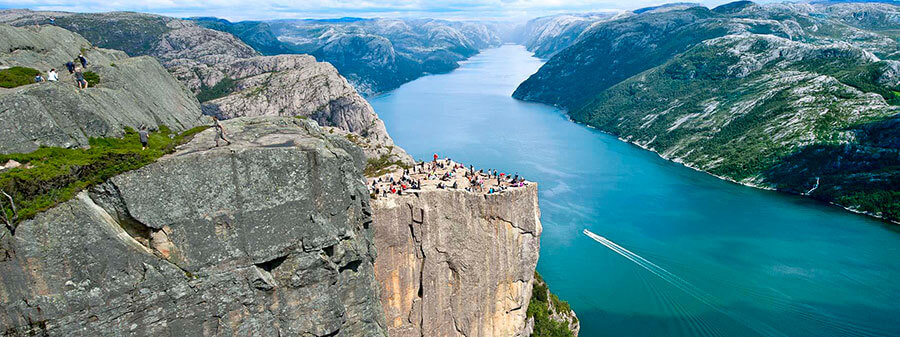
[212, 116, 231, 147]
[433, 153, 438, 163]
[138, 125, 150, 150]
[78, 54, 88, 68]
[65, 61, 75, 74]
[34, 73, 44, 83]
[47, 69, 58, 82]
[74, 67, 86, 89]
[48, 17, 55, 25]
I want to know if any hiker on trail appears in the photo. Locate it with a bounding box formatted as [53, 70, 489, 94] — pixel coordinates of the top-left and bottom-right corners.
[48, 17, 55, 25]
[74, 68, 86, 89]
[139, 125, 150, 150]
[78, 54, 88, 68]
[212, 116, 231, 147]
[433, 153, 438, 163]
[34, 73, 44, 83]
[65, 61, 75, 74]
[47, 69, 58, 82]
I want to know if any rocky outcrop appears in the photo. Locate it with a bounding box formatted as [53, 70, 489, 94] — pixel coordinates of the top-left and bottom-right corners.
[0, 24, 201, 153]
[0, 117, 388, 336]
[371, 182, 541, 337]
[200, 54, 409, 163]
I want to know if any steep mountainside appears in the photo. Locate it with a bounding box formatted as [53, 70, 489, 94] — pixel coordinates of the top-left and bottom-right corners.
[517, 13, 617, 58]
[0, 25, 201, 153]
[194, 18, 503, 95]
[519, 1, 900, 222]
[514, 2, 900, 110]
[0, 117, 388, 336]
[0, 10, 410, 162]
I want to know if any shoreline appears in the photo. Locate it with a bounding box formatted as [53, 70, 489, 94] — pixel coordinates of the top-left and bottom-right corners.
[562, 113, 900, 226]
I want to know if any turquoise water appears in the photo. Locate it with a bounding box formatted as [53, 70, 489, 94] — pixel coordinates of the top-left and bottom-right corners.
[369, 45, 900, 337]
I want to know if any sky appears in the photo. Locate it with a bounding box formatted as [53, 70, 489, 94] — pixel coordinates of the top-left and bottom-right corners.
[1, 0, 778, 22]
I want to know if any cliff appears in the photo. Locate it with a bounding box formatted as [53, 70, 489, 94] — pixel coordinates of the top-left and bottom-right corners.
[0, 24, 201, 153]
[368, 163, 543, 337]
[200, 54, 406, 162]
[0, 117, 388, 336]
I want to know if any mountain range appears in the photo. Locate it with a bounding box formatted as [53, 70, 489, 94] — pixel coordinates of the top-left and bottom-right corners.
[191, 17, 503, 95]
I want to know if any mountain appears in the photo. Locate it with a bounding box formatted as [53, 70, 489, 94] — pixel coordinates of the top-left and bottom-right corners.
[514, 1, 900, 222]
[193, 18, 504, 96]
[0, 9, 411, 163]
[516, 12, 618, 58]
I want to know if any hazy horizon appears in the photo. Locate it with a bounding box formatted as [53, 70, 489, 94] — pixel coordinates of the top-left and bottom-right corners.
[2, 0, 785, 22]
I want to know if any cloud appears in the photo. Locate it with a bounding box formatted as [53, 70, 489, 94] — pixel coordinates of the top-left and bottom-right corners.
[1, 0, 770, 21]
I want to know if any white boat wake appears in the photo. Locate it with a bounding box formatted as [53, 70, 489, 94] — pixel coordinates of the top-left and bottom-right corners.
[583, 229, 788, 337]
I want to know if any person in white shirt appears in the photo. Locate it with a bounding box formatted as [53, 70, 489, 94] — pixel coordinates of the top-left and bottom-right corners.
[47, 68, 58, 82]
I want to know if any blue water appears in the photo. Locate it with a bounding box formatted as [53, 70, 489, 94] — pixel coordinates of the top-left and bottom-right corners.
[369, 45, 900, 337]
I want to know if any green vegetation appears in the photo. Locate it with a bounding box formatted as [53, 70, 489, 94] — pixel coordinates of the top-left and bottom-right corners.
[364, 154, 409, 177]
[83, 71, 100, 87]
[197, 77, 237, 102]
[0, 67, 41, 88]
[527, 272, 576, 337]
[568, 34, 900, 223]
[53, 14, 172, 57]
[0, 125, 209, 229]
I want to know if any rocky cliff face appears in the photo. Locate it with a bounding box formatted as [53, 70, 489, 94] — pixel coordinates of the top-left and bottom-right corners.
[371, 183, 541, 337]
[200, 54, 408, 163]
[0, 117, 388, 336]
[0, 24, 201, 153]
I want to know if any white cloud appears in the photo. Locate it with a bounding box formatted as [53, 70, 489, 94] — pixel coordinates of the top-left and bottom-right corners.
[2, 0, 775, 21]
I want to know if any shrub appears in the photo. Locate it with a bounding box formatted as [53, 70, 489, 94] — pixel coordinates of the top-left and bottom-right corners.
[0, 125, 209, 228]
[527, 272, 576, 337]
[83, 71, 100, 87]
[0, 67, 41, 88]
[197, 77, 236, 102]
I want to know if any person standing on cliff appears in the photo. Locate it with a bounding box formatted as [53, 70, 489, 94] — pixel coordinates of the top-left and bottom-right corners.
[78, 54, 88, 68]
[212, 116, 231, 147]
[139, 125, 150, 150]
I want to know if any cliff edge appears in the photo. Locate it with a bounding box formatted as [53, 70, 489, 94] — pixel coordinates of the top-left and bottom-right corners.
[0, 117, 387, 336]
[368, 163, 543, 337]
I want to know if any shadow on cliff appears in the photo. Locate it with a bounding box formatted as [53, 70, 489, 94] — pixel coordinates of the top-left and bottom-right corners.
[761, 114, 900, 222]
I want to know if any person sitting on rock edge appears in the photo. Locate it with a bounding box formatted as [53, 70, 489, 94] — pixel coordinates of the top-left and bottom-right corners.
[212, 116, 231, 147]
[34, 73, 44, 83]
[47, 69, 58, 82]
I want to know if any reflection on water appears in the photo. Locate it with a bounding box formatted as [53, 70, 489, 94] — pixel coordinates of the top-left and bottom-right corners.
[369, 45, 900, 337]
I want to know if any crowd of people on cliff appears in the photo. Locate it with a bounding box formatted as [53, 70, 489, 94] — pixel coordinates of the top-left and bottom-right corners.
[31, 52, 90, 89]
[369, 154, 528, 197]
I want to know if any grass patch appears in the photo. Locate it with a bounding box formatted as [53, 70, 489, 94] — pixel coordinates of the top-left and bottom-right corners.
[0, 125, 209, 228]
[527, 272, 576, 337]
[197, 77, 236, 103]
[0, 67, 41, 88]
[364, 154, 409, 177]
[83, 71, 100, 87]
